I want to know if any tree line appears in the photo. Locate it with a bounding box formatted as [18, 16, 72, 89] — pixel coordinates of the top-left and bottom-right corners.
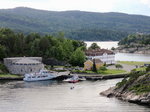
[0, 28, 86, 66]
[118, 34, 150, 45]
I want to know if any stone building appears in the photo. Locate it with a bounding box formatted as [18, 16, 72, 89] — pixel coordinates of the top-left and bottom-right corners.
[4, 57, 44, 75]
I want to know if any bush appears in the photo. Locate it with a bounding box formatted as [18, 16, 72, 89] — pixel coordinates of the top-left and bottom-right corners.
[99, 66, 107, 71]
[0, 64, 8, 73]
[115, 64, 123, 69]
[116, 78, 127, 88]
[146, 65, 150, 72]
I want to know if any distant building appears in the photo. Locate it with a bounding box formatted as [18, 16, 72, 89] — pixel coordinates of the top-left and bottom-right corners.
[84, 59, 103, 70]
[85, 48, 115, 64]
[4, 57, 44, 75]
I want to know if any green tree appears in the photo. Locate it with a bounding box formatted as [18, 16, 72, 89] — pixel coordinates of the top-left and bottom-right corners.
[146, 65, 150, 72]
[92, 59, 97, 73]
[115, 64, 123, 70]
[69, 48, 85, 66]
[0, 45, 6, 60]
[89, 43, 100, 50]
[99, 66, 107, 71]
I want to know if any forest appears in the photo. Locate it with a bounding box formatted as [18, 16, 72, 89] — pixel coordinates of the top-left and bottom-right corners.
[0, 28, 86, 66]
[1, 7, 150, 40]
[118, 33, 150, 45]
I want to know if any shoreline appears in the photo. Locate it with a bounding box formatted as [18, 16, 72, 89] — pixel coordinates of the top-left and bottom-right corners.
[0, 77, 23, 80]
[0, 73, 128, 81]
[100, 87, 150, 106]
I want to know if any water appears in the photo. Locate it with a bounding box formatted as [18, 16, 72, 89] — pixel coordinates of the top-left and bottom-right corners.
[85, 41, 150, 62]
[115, 53, 150, 62]
[0, 79, 149, 112]
[85, 41, 118, 49]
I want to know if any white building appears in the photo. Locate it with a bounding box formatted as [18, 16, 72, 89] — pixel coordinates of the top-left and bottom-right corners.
[4, 57, 44, 75]
[85, 48, 115, 64]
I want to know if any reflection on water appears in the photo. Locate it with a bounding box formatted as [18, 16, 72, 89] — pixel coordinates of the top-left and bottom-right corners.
[0, 79, 149, 112]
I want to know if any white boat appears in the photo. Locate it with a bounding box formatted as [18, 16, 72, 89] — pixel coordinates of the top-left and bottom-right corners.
[63, 75, 86, 83]
[23, 69, 58, 82]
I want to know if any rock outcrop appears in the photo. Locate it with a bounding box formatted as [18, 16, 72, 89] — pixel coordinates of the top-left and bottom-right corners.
[100, 72, 150, 105]
[116, 45, 150, 54]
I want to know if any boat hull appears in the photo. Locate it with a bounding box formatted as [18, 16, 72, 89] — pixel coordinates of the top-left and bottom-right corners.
[23, 76, 57, 82]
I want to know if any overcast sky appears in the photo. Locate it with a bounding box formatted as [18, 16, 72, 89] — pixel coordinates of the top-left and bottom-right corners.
[0, 0, 150, 16]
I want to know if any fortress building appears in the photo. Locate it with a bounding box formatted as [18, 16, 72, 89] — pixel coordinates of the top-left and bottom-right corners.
[4, 57, 44, 75]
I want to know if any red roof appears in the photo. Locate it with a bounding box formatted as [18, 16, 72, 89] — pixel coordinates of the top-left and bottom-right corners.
[85, 48, 114, 56]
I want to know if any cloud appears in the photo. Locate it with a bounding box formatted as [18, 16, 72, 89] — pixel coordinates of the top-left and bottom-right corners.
[140, 0, 150, 7]
[0, 0, 115, 12]
[0, 0, 150, 16]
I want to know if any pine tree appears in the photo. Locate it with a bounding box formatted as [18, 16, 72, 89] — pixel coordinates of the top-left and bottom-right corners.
[92, 59, 97, 73]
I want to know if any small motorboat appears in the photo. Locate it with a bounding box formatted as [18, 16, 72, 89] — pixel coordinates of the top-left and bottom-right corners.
[64, 75, 86, 83]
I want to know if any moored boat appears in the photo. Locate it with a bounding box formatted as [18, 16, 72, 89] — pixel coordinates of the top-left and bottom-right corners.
[23, 69, 58, 82]
[63, 75, 86, 83]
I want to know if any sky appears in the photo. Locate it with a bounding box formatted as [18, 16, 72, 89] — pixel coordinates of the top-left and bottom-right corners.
[0, 0, 150, 16]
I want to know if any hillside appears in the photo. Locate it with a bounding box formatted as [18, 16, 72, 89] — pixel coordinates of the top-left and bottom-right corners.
[1, 7, 150, 40]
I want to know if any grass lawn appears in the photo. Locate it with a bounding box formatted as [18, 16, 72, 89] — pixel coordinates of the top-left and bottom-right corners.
[117, 61, 150, 66]
[98, 69, 126, 75]
[134, 67, 146, 72]
[73, 69, 126, 75]
[0, 74, 22, 78]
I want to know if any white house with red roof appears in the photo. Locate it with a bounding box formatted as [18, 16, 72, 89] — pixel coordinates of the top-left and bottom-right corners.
[85, 48, 115, 64]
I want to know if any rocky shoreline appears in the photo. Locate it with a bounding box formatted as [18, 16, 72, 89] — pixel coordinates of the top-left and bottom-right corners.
[100, 87, 150, 105]
[100, 72, 150, 106]
[115, 45, 150, 54]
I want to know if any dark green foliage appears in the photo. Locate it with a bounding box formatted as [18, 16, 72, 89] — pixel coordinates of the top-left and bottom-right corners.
[0, 28, 86, 66]
[69, 48, 86, 67]
[116, 78, 128, 88]
[92, 59, 97, 73]
[2, 7, 150, 41]
[119, 34, 150, 45]
[99, 66, 107, 71]
[88, 43, 100, 50]
[0, 64, 8, 73]
[146, 65, 150, 72]
[111, 47, 115, 50]
[0, 45, 6, 60]
[115, 64, 123, 69]
[116, 70, 150, 94]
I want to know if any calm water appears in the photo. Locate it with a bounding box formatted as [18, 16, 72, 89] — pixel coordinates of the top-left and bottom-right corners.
[85, 41, 118, 49]
[0, 79, 150, 112]
[85, 41, 150, 62]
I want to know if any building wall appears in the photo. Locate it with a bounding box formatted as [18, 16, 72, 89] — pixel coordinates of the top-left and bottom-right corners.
[84, 60, 93, 70]
[87, 54, 115, 64]
[4, 57, 44, 75]
[10, 63, 44, 75]
[84, 60, 104, 70]
[95, 63, 104, 70]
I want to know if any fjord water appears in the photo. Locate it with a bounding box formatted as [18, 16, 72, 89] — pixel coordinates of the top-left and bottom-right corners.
[0, 79, 150, 112]
[85, 41, 150, 62]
